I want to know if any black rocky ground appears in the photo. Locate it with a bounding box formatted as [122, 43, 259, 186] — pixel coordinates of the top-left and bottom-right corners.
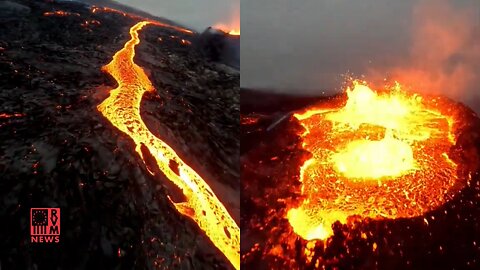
[241, 89, 480, 270]
[0, 0, 239, 269]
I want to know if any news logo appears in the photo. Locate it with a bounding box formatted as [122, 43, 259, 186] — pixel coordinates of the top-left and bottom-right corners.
[30, 208, 60, 243]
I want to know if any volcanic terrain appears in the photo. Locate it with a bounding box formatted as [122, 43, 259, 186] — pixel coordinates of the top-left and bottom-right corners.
[241, 85, 480, 270]
[0, 0, 239, 269]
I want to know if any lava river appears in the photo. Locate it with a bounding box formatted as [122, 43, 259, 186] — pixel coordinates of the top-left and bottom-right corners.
[97, 21, 239, 269]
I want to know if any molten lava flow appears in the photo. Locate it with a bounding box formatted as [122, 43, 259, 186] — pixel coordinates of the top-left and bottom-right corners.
[228, 30, 240, 36]
[214, 24, 240, 36]
[91, 6, 127, 16]
[97, 21, 239, 269]
[43, 11, 80, 17]
[287, 80, 462, 241]
[90, 6, 193, 34]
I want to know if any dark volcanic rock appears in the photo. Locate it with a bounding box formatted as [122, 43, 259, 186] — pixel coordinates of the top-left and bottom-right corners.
[0, 0, 239, 269]
[0, 1, 31, 17]
[196, 27, 240, 70]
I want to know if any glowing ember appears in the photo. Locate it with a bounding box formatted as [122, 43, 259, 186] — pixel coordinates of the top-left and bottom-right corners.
[240, 116, 259, 125]
[43, 11, 80, 17]
[81, 20, 101, 29]
[0, 113, 24, 118]
[287, 80, 463, 241]
[180, 39, 191, 45]
[97, 21, 239, 269]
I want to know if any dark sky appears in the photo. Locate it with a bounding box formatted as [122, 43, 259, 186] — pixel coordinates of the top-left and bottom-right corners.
[241, 0, 480, 109]
[115, 0, 239, 31]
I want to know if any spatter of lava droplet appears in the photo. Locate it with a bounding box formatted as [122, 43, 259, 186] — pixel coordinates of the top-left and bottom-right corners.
[97, 21, 239, 270]
[287, 81, 467, 241]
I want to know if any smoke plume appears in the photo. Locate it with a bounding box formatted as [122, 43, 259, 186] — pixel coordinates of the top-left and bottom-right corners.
[369, 0, 480, 111]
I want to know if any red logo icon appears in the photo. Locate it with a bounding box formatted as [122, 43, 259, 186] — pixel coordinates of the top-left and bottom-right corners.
[30, 208, 60, 243]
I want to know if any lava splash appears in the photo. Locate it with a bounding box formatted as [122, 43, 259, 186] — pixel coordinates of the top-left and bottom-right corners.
[97, 21, 239, 269]
[214, 24, 240, 36]
[287, 80, 466, 241]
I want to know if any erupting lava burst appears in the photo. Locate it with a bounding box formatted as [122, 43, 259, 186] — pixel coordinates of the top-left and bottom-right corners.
[214, 24, 240, 36]
[226, 29, 240, 36]
[97, 21, 239, 269]
[287, 80, 466, 241]
[214, 11, 240, 36]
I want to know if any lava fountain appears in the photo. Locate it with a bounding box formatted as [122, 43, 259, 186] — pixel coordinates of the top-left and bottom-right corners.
[213, 10, 240, 36]
[287, 80, 466, 241]
[97, 21, 239, 269]
[213, 24, 240, 36]
[228, 30, 240, 36]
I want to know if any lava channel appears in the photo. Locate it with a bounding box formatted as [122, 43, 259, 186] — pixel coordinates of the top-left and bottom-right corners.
[97, 21, 239, 270]
[287, 80, 467, 241]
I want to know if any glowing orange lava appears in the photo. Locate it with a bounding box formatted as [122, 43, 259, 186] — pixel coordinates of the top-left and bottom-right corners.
[215, 25, 240, 36]
[90, 6, 193, 34]
[287, 80, 464, 241]
[43, 11, 80, 17]
[97, 21, 239, 269]
[228, 30, 240, 36]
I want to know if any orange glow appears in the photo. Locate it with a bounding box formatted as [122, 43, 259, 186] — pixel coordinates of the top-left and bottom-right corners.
[81, 20, 101, 28]
[214, 24, 240, 35]
[91, 6, 126, 16]
[180, 39, 191, 45]
[97, 21, 239, 269]
[0, 113, 24, 118]
[241, 116, 259, 125]
[214, 7, 240, 36]
[228, 29, 240, 36]
[43, 11, 80, 17]
[287, 80, 463, 241]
